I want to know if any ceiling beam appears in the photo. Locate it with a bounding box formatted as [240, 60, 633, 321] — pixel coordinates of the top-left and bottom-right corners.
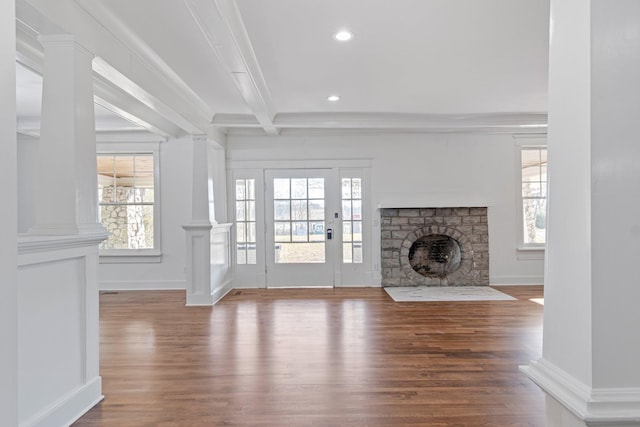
[212, 112, 548, 134]
[184, 0, 278, 135]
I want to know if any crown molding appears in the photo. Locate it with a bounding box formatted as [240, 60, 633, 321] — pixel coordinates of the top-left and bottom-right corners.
[214, 112, 548, 134]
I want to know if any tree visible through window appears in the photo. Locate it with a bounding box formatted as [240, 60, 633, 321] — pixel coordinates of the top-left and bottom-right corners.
[97, 154, 155, 250]
[521, 148, 547, 245]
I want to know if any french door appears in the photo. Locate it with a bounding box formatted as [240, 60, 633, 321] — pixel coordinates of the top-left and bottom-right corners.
[265, 169, 337, 287]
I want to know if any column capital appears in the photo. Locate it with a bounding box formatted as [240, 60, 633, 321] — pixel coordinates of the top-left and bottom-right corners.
[37, 34, 93, 58]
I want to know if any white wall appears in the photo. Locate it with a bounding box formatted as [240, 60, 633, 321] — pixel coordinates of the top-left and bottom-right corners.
[98, 135, 192, 290]
[1, 0, 18, 423]
[17, 136, 38, 233]
[227, 131, 545, 285]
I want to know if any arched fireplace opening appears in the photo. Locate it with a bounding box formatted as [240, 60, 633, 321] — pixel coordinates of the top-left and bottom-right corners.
[408, 234, 461, 278]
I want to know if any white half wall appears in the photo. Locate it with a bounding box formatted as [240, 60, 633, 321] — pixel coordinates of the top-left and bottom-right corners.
[227, 131, 545, 286]
[17, 234, 106, 427]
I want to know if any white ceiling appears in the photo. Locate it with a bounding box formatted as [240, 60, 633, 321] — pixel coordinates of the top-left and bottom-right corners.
[15, 0, 550, 136]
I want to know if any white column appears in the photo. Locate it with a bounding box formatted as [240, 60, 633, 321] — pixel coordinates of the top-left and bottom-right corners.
[522, 1, 640, 425]
[0, 0, 18, 424]
[183, 135, 214, 305]
[31, 35, 102, 235]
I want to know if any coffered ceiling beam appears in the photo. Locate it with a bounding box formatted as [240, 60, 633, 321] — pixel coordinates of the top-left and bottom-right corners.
[212, 112, 548, 134]
[184, 0, 278, 135]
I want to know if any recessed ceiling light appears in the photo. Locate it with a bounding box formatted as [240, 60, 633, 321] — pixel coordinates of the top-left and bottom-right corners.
[334, 30, 353, 42]
[327, 95, 340, 102]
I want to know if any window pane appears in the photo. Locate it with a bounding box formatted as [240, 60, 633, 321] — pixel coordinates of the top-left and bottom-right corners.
[274, 179, 290, 199]
[291, 200, 308, 220]
[247, 222, 256, 243]
[308, 200, 325, 220]
[275, 242, 325, 263]
[246, 179, 256, 200]
[342, 178, 352, 199]
[275, 222, 291, 242]
[523, 199, 546, 244]
[342, 200, 352, 220]
[352, 178, 362, 199]
[236, 201, 246, 221]
[291, 178, 307, 199]
[343, 221, 353, 241]
[309, 222, 325, 242]
[353, 243, 363, 263]
[98, 153, 155, 251]
[236, 180, 246, 200]
[237, 222, 246, 243]
[292, 222, 308, 242]
[274, 200, 291, 220]
[247, 201, 256, 221]
[352, 200, 362, 220]
[308, 178, 324, 199]
[352, 221, 362, 241]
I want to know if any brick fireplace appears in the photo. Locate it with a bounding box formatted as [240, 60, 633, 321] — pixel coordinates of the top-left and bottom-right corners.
[381, 207, 489, 286]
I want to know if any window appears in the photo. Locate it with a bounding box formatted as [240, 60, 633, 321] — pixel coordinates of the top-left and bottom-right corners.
[520, 146, 547, 247]
[342, 177, 363, 263]
[235, 179, 257, 264]
[97, 151, 160, 257]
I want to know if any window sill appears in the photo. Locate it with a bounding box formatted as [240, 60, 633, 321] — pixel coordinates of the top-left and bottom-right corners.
[517, 246, 545, 261]
[99, 251, 163, 264]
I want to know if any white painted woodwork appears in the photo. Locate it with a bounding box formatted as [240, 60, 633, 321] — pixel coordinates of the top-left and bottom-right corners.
[31, 35, 101, 235]
[183, 0, 278, 134]
[191, 135, 212, 225]
[17, 233, 107, 427]
[1, 0, 18, 424]
[521, 1, 640, 425]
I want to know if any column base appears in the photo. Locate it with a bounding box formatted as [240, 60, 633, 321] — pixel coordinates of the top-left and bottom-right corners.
[521, 358, 640, 426]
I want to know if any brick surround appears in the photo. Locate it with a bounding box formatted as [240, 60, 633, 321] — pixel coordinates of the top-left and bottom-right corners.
[381, 207, 489, 286]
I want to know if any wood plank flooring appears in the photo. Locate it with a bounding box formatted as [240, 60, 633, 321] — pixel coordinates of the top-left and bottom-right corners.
[73, 286, 544, 426]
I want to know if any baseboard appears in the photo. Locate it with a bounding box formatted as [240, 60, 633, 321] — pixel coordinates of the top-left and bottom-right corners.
[521, 358, 640, 426]
[490, 275, 544, 285]
[99, 280, 186, 291]
[20, 376, 103, 427]
[211, 280, 233, 304]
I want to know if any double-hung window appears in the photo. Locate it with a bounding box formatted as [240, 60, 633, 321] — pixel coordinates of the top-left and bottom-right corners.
[519, 144, 547, 249]
[97, 143, 161, 261]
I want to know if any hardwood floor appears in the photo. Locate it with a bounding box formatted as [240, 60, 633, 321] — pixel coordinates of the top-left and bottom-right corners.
[73, 286, 544, 426]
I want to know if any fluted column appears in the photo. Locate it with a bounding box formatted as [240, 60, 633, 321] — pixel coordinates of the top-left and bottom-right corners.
[30, 35, 102, 235]
[183, 134, 213, 305]
[522, 1, 640, 425]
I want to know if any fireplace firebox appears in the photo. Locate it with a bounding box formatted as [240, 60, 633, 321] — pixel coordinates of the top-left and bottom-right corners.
[380, 207, 489, 286]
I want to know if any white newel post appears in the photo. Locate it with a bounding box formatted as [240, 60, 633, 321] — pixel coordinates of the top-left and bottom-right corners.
[522, 1, 640, 425]
[183, 134, 214, 305]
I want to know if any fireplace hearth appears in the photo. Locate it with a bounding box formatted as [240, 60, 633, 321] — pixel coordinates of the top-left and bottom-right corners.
[381, 208, 489, 286]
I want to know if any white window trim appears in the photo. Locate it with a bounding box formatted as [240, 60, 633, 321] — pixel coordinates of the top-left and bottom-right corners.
[97, 140, 162, 263]
[514, 135, 547, 259]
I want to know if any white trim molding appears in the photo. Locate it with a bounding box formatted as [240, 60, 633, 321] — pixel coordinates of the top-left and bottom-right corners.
[522, 358, 640, 426]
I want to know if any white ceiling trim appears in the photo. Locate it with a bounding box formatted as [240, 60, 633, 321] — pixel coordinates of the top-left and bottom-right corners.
[184, 0, 278, 135]
[213, 112, 548, 134]
[73, 0, 214, 131]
